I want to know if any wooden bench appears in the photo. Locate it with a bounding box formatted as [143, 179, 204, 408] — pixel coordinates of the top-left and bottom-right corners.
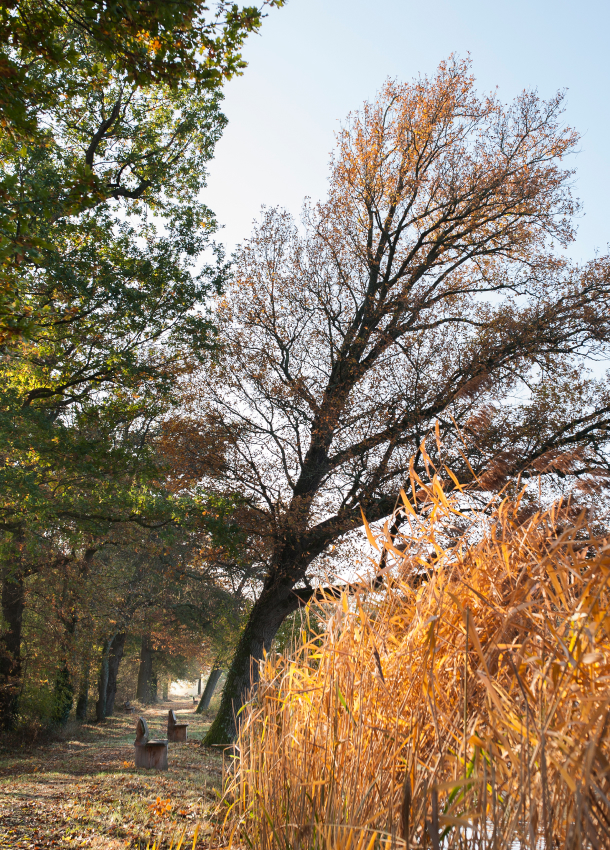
[167, 709, 189, 743]
[134, 717, 168, 770]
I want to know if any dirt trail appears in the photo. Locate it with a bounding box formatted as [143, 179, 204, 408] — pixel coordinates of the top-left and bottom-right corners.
[0, 701, 224, 849]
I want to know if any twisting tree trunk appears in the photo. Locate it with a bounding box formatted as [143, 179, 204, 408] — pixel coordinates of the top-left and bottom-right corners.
[105, 632, 126, 717]
[0, 572, 25, 730]
[136, 634, 154, 704]
[0, 533, 26, 730]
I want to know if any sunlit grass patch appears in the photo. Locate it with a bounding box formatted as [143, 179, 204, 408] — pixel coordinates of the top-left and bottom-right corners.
[0, 701, 222, 848]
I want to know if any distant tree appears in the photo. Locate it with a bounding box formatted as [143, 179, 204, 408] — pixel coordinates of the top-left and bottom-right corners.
[117, 531, 248, 709]
[17, 514, 247, 724]
[197, 663, 224, 713]
[179, 59, 610, 743]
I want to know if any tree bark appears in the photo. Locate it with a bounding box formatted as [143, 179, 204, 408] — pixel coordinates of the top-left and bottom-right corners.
[0, 542, 26, 731]
[76, 645, 91, 721]
[196, 666, 223, 714]
[52, 576, 78, 728]
[96, 636, 113, 721]
[136, 633, 154, 704]
[105, 631, 126, 716]
[204, 579, 301, 744]
[151, 671, 158, 703]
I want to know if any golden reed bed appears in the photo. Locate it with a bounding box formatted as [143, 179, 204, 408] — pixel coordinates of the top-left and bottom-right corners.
[222, 459, 610, 849]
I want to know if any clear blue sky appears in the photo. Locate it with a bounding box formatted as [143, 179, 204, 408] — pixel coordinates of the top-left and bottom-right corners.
[204, 0, 610, 262]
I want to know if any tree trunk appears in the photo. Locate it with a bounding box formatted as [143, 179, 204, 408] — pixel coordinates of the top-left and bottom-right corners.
[151, 672, 158, 703]
[0, 547, 26, 731]
[202, 517, 395, 745]
[105, 632, 126, 717]
[75, 645, 91, 721]
[196, 666, 223, 714]
[162, 677, 169, 700]
[52, 577, 78, 728]
[136, 634, 154, 704]
[96, 636, 113, 722]
[203, 580, 299, 744]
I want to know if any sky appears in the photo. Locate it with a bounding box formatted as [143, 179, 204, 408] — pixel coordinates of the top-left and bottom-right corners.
[203, 0, 610, 262]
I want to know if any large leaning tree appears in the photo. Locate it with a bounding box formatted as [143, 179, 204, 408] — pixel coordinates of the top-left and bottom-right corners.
[172, 59, 610, 743]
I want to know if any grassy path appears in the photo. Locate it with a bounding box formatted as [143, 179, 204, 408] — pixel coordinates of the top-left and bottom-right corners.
[0, 701, 225, 849]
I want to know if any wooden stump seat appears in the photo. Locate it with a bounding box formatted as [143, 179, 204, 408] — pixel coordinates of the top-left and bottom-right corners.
[167, 709, 189, 743]
[134, 716, 168, 770]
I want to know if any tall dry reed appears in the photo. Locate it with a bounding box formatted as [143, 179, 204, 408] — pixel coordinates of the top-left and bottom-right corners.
[223, 463, 610, 849]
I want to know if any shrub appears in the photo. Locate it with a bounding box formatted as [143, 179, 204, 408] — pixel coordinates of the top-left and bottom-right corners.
[51, 664, 74, 728]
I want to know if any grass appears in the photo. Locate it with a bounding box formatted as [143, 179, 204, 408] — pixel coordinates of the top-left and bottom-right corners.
[0, 699, 224, 849]
[222, 461, 610, 848]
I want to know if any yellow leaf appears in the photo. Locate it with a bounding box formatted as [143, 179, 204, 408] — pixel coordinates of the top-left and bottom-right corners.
[400, 488, 417, 516]
[360, 507, 380, 551]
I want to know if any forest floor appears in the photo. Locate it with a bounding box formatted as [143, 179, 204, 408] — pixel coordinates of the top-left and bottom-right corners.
[0, 700, 227, 849]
